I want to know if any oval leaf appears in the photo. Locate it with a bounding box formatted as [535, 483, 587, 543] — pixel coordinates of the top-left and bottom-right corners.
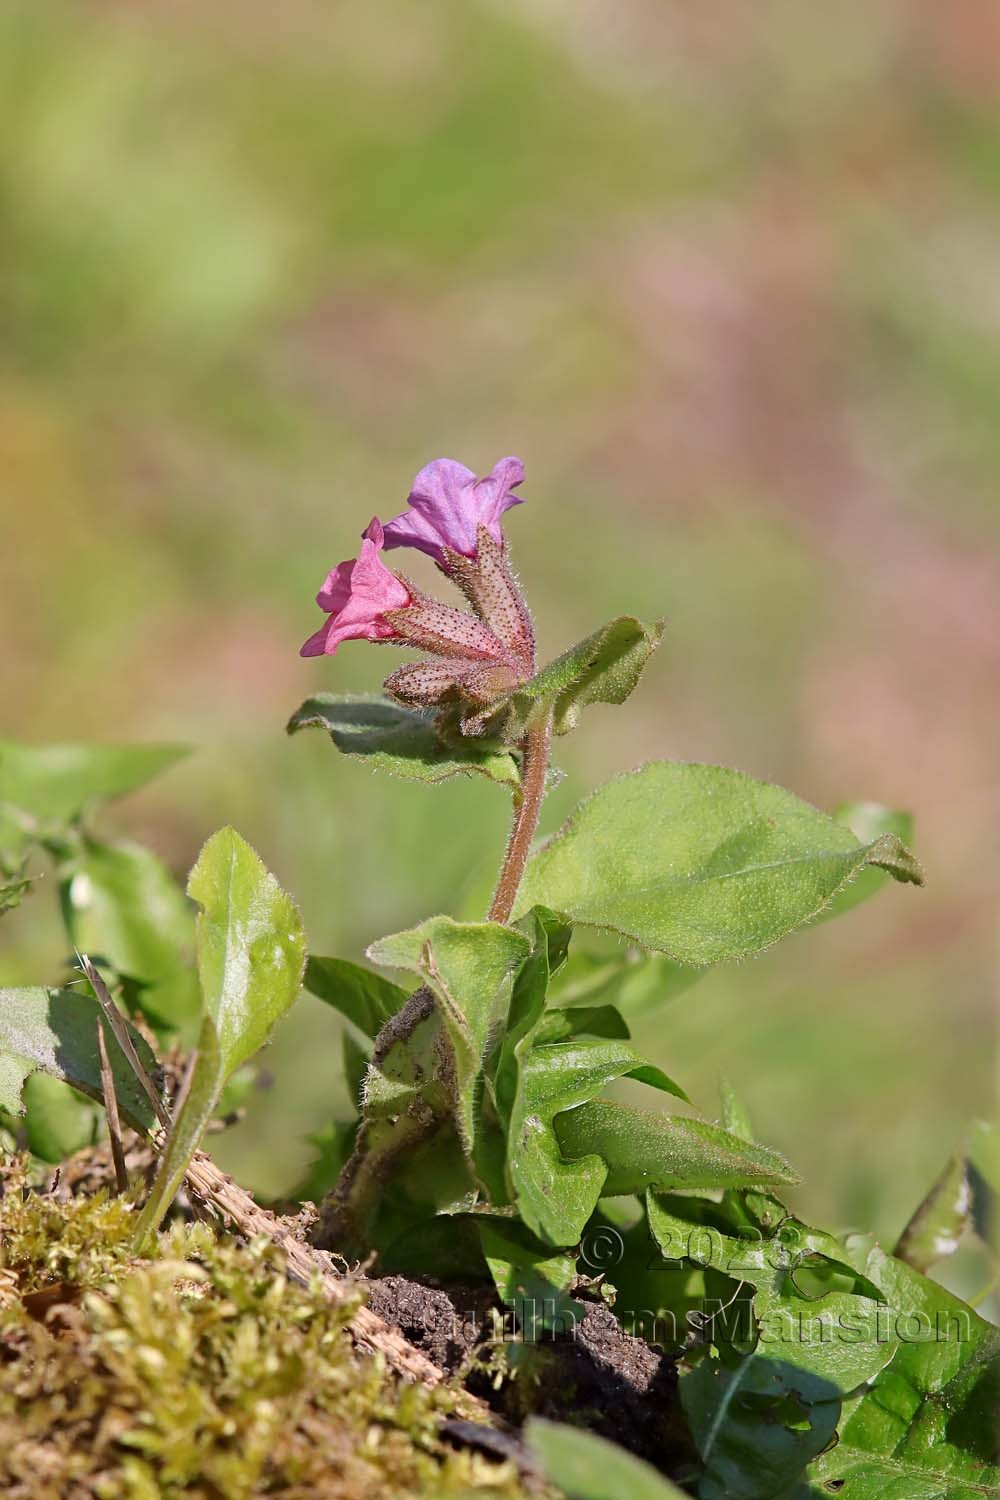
[518, 762, 924, 964]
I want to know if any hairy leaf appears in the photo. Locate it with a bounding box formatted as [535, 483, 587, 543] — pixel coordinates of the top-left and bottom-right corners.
[527, 1420, 690, 1499]
[368, 916, 530, 1162]
[468, 615, 663, 740]
[0, 740, 187, 825]
[557, 1101, 799, 1198]
[133, 828, 305, 1245]
[0, 985, 160, 1133]
[304, 955, 408, 1038]
[823, 801, 916, 920]
[518, 762, 924, 963]
[287, 693, 520, 787]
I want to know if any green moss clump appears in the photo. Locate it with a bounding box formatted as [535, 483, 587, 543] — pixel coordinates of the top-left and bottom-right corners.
[0, 1157, 526, 1499]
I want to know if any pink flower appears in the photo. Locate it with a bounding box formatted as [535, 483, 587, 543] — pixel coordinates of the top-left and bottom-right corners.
[382, 456, 525, 564]
[300, 518, 411, 657]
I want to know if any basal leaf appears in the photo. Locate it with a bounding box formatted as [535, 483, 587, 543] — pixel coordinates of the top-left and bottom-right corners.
[526, 1420, 690, 1500]
[368, 916, 530, 1162]
[133, 828, 305, 1246]
[802, 1242, 1000, 1500]
[517, 762, 924, 963]
[59, 835, 200, 1039]
[0, 985, 160, 1133]
[468, 615, 663, 740]
[0, 740, 188, 826]
[304, 955, 409, 1038]
[287, 693, 520, 787]
[556, 1101, 799, 1198]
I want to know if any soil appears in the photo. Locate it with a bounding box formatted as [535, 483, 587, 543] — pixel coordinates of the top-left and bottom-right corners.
[364, 1272, 679, 1471]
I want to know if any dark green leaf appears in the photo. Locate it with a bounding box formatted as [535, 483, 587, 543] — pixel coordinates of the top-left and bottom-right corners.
[526, 1419, 689, 1499]
[802, 1241, 1000, 1499]
[287, 693, 520, 787]
[304, 955, 409, 1038]
[59, 835, 199, 1038]
[21, 1073, 100, 1163]
[479, 1221, 581, 1338]
[0, 740, 188, 825]
[0, 985, 160, 1133]
[556, 1101, 799, 1198]
[518, 762, 924, 963]
[133, 828, 306, 1245]
[894, 1154, 973, 1274]
[467, 615, 664, 740]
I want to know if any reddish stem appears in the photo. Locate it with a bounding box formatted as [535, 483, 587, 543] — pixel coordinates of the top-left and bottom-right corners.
[489, 713, 553, 924]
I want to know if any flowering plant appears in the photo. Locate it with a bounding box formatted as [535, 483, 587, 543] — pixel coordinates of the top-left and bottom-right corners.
[2, 457, 997, 1500]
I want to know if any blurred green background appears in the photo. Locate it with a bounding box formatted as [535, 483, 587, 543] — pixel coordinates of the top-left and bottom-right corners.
[2, 0, 997, 1245]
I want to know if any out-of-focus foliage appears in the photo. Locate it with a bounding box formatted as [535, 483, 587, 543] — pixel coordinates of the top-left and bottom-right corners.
[1, 0, 997, 1257]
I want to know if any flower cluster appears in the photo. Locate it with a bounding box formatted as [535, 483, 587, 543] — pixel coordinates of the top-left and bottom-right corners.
[301, 458, 534, 724]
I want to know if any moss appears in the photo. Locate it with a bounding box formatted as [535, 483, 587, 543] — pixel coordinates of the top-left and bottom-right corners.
[0, 1158, 527, 1499]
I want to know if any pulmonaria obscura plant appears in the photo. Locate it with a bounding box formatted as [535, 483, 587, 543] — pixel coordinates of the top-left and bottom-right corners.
[3, 456, 998, 1500]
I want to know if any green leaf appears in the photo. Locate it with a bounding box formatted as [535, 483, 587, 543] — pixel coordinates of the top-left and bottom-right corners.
[467, 615, 663, 739]
[0, 985, 160, 1133]
[823, 802, 916, 920]
[491, 909, 687, 1246]
[304, 955, 409, 1039]
[479, 1221, 581, 1339]
[553, 946, 702, 1020]
[21, 1073, 100, 1163]
[556, 1101, 799, 1198]
[0, 866, 32, 919]
[0, 740, 188, 826]
[133, 828, 306, 1246]
[59, 835, 200, 1039]
[368, 916, 531, 1162]
[802, 1242, 1000, 1500]
[683, 1292, 898, 1500]
[517, 762, 924, 964]
[894, 1154, 973, 1274]
[526, 1419, 689, 1500]
[287, 693, 520, 787]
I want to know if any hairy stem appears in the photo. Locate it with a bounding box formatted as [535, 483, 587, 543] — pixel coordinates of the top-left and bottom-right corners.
[314, 716, 553, 1255]
[488, 712, 553, 924]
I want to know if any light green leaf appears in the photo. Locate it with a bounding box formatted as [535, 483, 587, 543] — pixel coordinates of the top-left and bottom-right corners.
[21, 1073, 100, 1163]
[468, 616, 664, 740]
[0, 740, 188, 825]
[59, 835, 200, 1039]
[0, 865, 32, 919]
[526, 1419, 689, 1500]
[368, 916, 530, 1161]
[0, 985, 160, 1133]
[133, 828, 306, 1246]
[518, 762, 924, 963]
[287, 693, 520, 787]
[556, 1101, 799, 1199]
[304, 955, 409, 1038]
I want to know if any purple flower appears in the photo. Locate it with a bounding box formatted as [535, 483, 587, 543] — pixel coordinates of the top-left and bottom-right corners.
[382, 457, 525, 564]
[300, 518, 412, 657]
